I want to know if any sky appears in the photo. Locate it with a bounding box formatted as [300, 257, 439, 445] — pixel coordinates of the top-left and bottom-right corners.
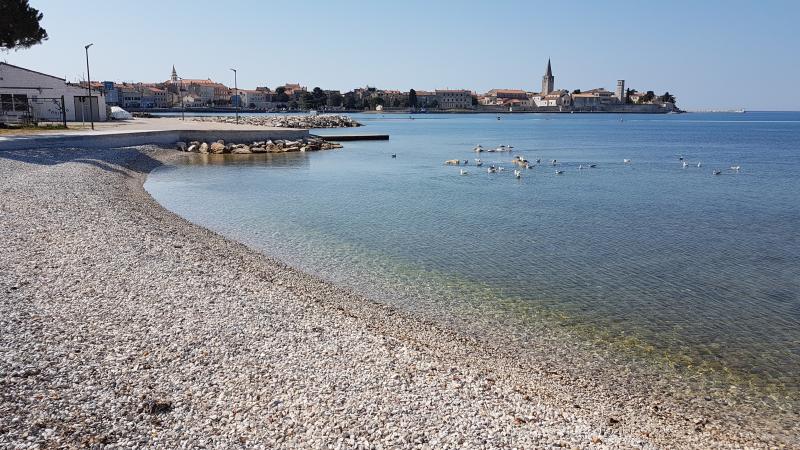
[3, 0, 799, 110]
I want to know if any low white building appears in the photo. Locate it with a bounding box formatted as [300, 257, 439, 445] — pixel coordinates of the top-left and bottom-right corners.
[0, 62, 107, 123]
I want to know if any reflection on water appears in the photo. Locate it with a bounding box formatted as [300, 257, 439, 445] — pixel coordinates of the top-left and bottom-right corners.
[180, 152, 312, 168]
[147, 112, 800, 408]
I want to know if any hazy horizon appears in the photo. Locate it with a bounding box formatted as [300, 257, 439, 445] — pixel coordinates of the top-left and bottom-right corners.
[3, 0, 799, 111]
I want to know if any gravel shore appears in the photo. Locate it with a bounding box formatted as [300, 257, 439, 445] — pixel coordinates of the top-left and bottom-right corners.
[0, 146, 794, 448]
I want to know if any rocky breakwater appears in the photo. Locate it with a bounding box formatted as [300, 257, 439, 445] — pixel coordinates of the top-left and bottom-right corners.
[175, 137, 342, 154]
[192, 115, 361, 129]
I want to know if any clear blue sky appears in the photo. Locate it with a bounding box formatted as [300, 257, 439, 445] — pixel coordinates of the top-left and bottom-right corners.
[4, 0, 799, 110]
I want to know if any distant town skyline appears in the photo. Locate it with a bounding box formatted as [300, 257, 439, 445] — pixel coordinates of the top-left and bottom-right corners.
[3, 0, 799, 110]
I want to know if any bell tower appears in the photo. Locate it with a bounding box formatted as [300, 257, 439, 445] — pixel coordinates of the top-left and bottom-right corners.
[541, 59, 554, 95]
[171, 65, 178, 83]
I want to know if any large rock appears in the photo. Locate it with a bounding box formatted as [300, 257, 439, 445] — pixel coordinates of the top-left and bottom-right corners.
[199, 142, 209, 153]
[210, 142, 226, 154]
[176, 141, 187, 151]
[231, 146, 252, 154]
[187, 144, 198, 153]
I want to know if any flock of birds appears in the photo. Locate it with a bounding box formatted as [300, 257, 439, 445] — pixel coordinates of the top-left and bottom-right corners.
[386, 144, 742, 179]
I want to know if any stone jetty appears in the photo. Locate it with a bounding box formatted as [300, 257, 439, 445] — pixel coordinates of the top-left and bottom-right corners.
[192, 115, 361, 129]
[175, 137, 343, 154]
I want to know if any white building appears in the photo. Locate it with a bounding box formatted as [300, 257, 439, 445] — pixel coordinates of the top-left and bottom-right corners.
[0, 62, 107, 123]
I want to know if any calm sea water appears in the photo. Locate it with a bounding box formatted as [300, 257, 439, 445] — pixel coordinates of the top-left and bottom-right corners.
[146, 112, 800, 400]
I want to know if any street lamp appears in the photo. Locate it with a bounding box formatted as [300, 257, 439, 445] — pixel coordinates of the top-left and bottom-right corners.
[176, 76, 185, 121]
[84, 43, 94, 130]
[230, 68, 239, 124]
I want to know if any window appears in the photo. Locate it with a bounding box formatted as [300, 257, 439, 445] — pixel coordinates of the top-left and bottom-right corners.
[1, 94, 12, 111]
[1, 94, 28, 112]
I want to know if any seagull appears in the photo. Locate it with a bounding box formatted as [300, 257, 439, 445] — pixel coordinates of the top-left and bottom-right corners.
[514, 169, 522, 179]
[679, 155, 684, 161]
[697, 162, 702, 167]
[460, 169, 468, 176]
[713, 169, 722, 175]
[589, 164, 597, 168]
[391, 153, 396, 158]
[682, 161, 689, 168]
[550, 159, 558, 166]
[578, 164, 584, 170]
[730, 165, 741, 171]
[624, 159, 632, 164]
[536, 158, 542, 164]
[555, 170, 564, 175]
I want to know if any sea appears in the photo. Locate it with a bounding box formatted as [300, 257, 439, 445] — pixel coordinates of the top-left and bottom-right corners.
[145, 111, 800, 407]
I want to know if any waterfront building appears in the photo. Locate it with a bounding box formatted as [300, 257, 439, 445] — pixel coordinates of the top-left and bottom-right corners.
[532, 89, 570, 107]
[282, 83, 307, 100]
[485, 89, 529, 106]
[435, 89, 473, 109]
[541, 59, 555, 95]
[102, 81, 119, 106]
[571, 88, 617, 107]
[236, 89, 273, 109]
[414, 90, 437, 107]
[378, 90, 407, 107]
[615, 80, 625, 103]
[0, 62, 107, 123]
[118, 85, 142, 108]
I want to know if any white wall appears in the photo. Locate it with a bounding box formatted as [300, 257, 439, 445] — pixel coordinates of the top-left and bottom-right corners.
[0, 63, 107, 122]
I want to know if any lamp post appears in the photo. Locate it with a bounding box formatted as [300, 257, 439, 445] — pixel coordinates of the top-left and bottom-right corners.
[176, 76, 185, 121]
[84, 43, 94, 130]
[230, 68, 239, 124]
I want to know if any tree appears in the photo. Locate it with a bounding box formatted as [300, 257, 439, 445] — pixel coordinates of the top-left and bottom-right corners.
[430, 99, 439, 109]
[343, 92, 356, 110]
[638, 90, 655, 104]
[327, 92, 343, 107]
[311, 87, 327, 108]
[300, 91, 315, 110]
[0, 0, 48, 51]
[275, 86, 290, 102]
[625, 88, 637, 104]
[409, 89, 418, 108]
[368, 96, 384, 110]
[659, 91, 676, 104]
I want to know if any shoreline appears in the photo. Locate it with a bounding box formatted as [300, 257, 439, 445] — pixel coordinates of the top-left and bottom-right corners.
[0, 146, 795, 447]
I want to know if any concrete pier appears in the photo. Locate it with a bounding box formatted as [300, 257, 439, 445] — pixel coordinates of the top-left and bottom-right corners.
[0, 117, 308, 151]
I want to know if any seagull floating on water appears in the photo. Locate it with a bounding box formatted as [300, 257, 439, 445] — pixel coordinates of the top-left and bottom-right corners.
[589, 164, 597, 168]
[391, 153, 396, 158]
[697, 162, 702, 168]
[514, 169, 522, 179]
[460, 169, 468, 176]
[682, 161, 689, 168]
[730, 165, 741, 171]
[624, 159, 632, 164]
[713, 169, 722, 175]
[555, 170, 565, 175]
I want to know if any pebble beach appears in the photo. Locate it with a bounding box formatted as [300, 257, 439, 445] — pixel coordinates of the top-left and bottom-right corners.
[0, 146, 795, 448]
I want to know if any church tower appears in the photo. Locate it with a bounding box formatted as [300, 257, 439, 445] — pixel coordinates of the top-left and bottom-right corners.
[541, 59, 554, 95]
[171, 65, 178, 83]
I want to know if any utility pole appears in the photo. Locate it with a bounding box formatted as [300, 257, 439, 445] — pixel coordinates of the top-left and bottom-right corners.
[84, 43, 94, 130]
[230, 68, 239, 124]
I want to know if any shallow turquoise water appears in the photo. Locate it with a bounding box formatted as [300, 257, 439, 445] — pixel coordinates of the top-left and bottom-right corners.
[146, 112, 800, 396]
